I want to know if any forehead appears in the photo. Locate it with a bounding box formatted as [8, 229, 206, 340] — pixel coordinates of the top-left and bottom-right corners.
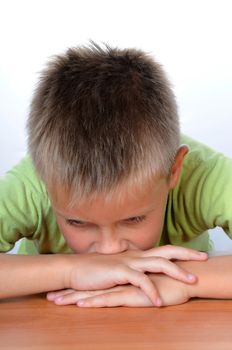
[51, 176, 169, 222]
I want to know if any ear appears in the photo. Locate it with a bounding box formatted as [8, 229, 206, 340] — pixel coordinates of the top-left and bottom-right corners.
[168, 145, 189, 189]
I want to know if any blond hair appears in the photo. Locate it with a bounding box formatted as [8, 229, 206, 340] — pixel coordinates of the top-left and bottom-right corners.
[27, 42, 180, 204]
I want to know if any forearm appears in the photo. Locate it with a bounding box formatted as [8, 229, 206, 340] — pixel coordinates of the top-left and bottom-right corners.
[0, 254, 69, 298]
[0, 247, 217, 303]
[180, 255, 232, 299]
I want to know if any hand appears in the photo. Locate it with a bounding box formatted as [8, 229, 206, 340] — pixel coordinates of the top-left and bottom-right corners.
[48, 255, 232, 307]
[47, 273, 190, 307]
[62, 246, 207, 306]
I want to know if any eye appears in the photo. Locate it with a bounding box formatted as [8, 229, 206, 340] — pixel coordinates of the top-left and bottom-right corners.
[124, 215, 146, 224]
[66, 219, 86, 227]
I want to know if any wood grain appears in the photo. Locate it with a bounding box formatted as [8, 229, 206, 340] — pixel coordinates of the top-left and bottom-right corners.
[1, 294, 232, 349]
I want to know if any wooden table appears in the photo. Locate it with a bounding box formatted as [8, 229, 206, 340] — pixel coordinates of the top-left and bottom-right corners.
[1, 294, 232, 350]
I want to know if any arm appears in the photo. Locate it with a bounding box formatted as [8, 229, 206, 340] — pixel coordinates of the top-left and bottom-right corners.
[47, 255, 232, 307]
[151, 255, 232, 306]
[0, 254, 67, 298]
[183, 255, 232, 300]
[0, 246, 206, 302]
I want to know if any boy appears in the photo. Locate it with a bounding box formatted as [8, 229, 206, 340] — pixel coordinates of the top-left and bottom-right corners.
[1, 43, 232, 308]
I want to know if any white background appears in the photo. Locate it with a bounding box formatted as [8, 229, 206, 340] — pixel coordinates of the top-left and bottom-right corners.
[0, 0, 231, 250]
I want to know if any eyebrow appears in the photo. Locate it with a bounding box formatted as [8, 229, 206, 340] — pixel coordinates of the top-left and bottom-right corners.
[55, 210, 83, 221]
[55, 206, 155, 223]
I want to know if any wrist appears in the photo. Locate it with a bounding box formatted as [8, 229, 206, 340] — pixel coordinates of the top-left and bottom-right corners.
[174, 261, 197, 299]
[61, 253, 90, 290]
[177, 256, 232, 300]
[59, 254, 78, 289]
[148, 273, 191, 306]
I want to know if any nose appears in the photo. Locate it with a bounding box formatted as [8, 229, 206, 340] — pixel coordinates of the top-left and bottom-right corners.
[95, 228, 129, 254]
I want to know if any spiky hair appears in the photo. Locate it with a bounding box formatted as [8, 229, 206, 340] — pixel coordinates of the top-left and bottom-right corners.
[27, 42, 179, 203]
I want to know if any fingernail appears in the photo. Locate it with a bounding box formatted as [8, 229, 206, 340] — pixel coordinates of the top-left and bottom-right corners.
[77, 299, 85, 307]
[187, 274, 196, 281]
[55, 297, 63, 304]
[156, 298, 162, 307]
[199, 252, 208, 257]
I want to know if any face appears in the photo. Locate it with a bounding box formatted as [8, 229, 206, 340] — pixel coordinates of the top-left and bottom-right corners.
[51, 146, 188, 254]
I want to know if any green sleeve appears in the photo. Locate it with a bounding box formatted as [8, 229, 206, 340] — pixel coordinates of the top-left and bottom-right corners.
[0, 157, 66, 253]
[163, 135, 232, 249]
[0, 157, 47, 251]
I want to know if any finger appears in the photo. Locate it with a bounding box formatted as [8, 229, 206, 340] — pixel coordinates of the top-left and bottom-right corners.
[47, 289, 74, 301]
[142, 246, 208, 261]
[77, 289, 153, 308]
[131, 256, 197, 284]
[119, 266, 162, 306]
[52, 289, 122, 305]
[53, 291, 95, 305]
[77, 291, 124, 308]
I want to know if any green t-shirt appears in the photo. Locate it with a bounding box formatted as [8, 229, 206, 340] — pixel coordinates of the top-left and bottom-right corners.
[1, 135, 232, 254]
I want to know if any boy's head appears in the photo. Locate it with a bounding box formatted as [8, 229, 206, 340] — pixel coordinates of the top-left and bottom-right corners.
[27, 42, 187, 253]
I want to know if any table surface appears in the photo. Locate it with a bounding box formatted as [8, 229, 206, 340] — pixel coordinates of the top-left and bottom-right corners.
[1, 294, 232, 350]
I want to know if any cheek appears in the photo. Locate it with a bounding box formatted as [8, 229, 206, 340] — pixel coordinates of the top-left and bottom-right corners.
[134, 227, 160, 250]
[134, 215, 165, 250]
[57, 220, 93, 253]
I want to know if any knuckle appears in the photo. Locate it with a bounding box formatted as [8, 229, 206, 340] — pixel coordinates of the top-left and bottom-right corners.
[139, 273, 150, 285]
[153, 256, 166, 264]
[158, 259, 176, 272]
[98, 294, 106, 303]
[88, 297, 101, 307]
[159, 244, 171, 250]
[87, 290, 98, 296]
[165, 244, 173, 249]
[98, 294, 111, 307]
[115, 262, 126, 272]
